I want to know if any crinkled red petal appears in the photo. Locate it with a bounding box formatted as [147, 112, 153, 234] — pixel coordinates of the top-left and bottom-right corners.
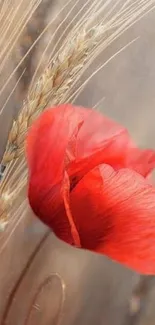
[70, 164, 155, 274]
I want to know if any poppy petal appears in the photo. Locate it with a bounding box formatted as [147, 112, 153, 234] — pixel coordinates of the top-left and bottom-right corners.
[75, 109, 129, 157]
[70, 164, 155, 274]
[68, 128, 132, 179]
[62, 171, 81, 247]
[126, 148, 155, 177]
[27, 104, 155, 181]
[26, 104, 89, 197]
[26, 104, 87, 244]
[26, 104, 131, 217]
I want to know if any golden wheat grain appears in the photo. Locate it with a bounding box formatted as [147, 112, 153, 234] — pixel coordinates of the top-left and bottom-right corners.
[0, 0, 155, 233]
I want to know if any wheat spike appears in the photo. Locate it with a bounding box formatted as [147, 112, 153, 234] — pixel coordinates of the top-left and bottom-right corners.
[2, 27, 103, 163]
[0, 0, 155, 235]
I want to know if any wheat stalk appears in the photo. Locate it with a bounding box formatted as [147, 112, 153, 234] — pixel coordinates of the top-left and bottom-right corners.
[0, 0, 155, 235]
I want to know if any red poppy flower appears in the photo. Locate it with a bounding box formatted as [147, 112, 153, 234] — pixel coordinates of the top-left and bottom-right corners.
[26, 104, 155, 274]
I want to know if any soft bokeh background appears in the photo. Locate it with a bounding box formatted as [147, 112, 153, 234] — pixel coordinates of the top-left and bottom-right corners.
[0, 1, 155, 324]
